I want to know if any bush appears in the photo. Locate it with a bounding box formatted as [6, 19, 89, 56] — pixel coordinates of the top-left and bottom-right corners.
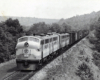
[85, 57, 90, 62]
[92, 52, 100, 68]
[93, 52, 100, 60]
[75, 63, 94, 80]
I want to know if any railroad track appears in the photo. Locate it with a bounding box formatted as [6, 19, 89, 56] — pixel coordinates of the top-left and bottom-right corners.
[2, 71, 34, 80]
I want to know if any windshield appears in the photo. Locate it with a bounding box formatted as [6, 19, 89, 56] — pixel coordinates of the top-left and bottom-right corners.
[18, 37, 28, 42]
[18, 37, 39, 42]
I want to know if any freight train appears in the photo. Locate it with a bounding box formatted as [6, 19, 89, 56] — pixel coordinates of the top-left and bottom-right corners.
[16, 30, 89, 70]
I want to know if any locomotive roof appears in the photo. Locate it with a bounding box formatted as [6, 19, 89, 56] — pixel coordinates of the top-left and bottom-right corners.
[18, 34, 58, 41]
[18, 33, 69, 41]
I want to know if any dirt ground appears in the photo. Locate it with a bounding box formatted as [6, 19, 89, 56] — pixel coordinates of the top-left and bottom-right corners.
[29, 38, 100, 80]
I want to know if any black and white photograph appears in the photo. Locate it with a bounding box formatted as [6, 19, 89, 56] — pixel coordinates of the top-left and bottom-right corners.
[0, 0, 100, 80]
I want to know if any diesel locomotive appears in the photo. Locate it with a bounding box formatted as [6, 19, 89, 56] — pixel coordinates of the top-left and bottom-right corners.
[16, 30, 89, 70]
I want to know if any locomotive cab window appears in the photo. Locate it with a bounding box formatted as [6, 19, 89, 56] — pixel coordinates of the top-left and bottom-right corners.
[18, 37, 28, 42]
[41, 40, 44, 44]
[18, 37, 39, 42]
[53, 37, 57, 41]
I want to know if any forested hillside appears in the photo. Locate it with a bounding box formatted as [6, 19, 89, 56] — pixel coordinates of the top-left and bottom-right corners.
[26, 22, 71, 35]
[0, 16, 58, 26]
[58, 11, 100, 30]
[88, 17, 100, 52]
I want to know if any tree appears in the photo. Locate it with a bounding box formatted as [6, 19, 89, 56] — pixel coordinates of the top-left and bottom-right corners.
[90, 17, 100, 52]
[50, 23, 61, 33]
[0, 18, 25, 62]
[27, 22, 49, 35]
[61, 23, 71, 33]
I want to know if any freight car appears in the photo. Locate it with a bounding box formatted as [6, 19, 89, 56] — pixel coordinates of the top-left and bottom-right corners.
[15, 30, 89, 70]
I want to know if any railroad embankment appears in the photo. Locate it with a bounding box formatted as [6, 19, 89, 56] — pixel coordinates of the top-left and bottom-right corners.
[0, 59, 16, 80]
[29, 38, 100, 80]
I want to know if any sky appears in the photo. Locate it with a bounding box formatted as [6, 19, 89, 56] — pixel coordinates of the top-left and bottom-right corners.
[0, 0, 100, 19]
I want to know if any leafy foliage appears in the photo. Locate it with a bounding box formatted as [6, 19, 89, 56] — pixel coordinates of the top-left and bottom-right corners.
[89, 17, 100, 52]
[26, 22, 71, 35]
[92, 52, 100, 68]
[0, 18, 25, 62]
[26, 22, 49, 35]
[76, 63, 94, 80]
[58, 11, 100, 30]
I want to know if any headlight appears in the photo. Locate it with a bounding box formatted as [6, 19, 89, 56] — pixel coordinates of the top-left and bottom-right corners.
[24, 42, 29, 47]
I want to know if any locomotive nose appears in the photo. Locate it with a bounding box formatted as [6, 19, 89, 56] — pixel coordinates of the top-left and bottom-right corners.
[24, 42, 30, 58]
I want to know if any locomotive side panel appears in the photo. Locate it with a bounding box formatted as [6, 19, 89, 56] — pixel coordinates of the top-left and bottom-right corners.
[49, 38, 53, 54]
[60, 34, 66, 48]
[65, 33, 69, 46]
[59, 33, 69, 48]
[42, 39, 50, 58]
[52, 36, 59, 52]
